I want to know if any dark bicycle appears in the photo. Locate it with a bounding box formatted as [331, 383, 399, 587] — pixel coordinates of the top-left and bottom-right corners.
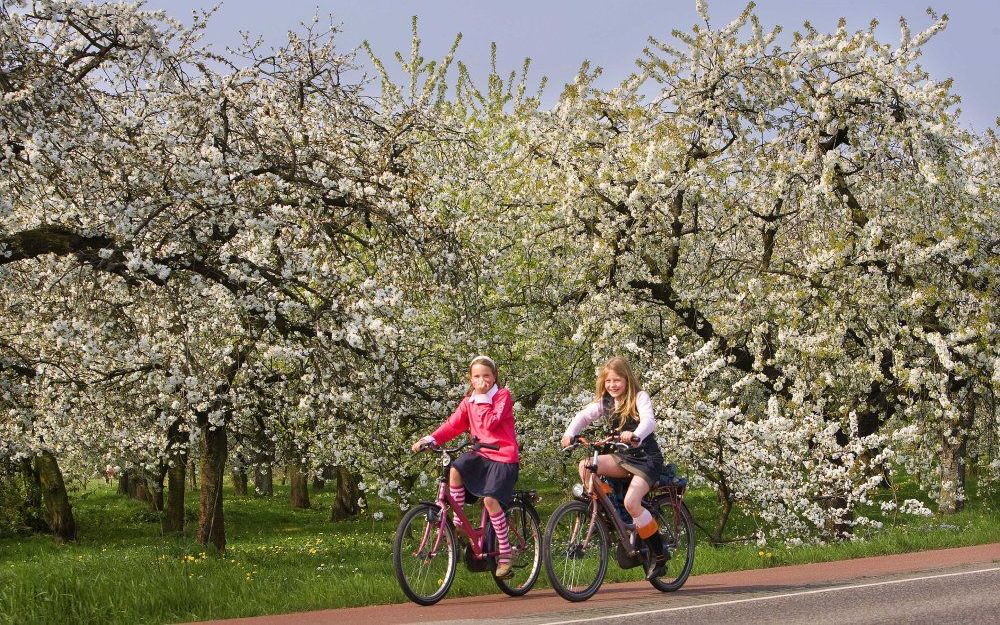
[541, 436, 695, 602]
[393, 437, 542, 605]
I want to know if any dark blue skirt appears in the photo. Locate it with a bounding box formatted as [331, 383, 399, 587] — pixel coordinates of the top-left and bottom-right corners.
[452, 451, 519, 507]
[612, 435, 664, 488]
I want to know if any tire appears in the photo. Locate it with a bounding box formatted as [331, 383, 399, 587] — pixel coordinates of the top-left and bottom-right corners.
[393, 503, 457, 606]
[490, 502, 542, 596]
[542, 499, 609, 602]
[647, 499, 695, 592]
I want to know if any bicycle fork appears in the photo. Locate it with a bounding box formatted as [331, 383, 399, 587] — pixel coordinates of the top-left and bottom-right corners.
[414, 483, 450, 559]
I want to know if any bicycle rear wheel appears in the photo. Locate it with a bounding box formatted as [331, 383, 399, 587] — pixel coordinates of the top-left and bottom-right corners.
[393, 503, 457, 605]
[491, 501, 542, 596]
[647, 499, 695, 592]
[542, 499, 609, 602]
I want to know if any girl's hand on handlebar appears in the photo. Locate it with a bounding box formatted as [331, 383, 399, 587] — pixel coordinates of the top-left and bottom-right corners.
[561, 435, 573, 449]
[620, 431, 639, 446]
[411, 437, 432, 453]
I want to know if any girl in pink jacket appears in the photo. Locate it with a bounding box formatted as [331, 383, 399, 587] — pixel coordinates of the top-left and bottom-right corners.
[412, 355, 519, 578]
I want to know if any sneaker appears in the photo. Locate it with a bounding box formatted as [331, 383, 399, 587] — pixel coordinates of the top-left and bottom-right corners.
[643, 533, 667, 579]
[645, 556, 667, 580]
[495, 557, 514, 580]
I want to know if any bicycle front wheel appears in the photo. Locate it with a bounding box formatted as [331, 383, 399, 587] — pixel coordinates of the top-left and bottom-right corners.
[647, 499, 695, 592]
[393, 503, 457, 605]
[492, 501, 542, 596]
[542, 499, 609, 602]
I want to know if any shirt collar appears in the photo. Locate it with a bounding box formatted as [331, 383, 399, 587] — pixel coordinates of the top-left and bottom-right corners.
[468, 383, 499, 403]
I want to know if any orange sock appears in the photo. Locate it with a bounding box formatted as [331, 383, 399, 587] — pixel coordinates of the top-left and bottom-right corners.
[634, 509, 659, 539]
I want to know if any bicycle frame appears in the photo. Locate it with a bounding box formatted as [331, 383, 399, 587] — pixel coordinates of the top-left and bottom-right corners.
[397, 438, 543, 605]
[578, 445, 643, 558]
[435, 479, 494, 558]
[411, 444, 517, 564]
[572, 438, 687, 558]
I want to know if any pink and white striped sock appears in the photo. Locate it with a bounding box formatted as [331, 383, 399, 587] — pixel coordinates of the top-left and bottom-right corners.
[449, 486, 466, 527]
[489, 509, 512, 562]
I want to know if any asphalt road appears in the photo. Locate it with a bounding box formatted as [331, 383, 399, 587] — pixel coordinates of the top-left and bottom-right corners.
[193, 543, 1000, 625]
[456, 565, 1000, 625]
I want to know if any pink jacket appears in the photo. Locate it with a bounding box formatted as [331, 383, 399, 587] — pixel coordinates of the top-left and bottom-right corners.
[431, 385, 519, 463]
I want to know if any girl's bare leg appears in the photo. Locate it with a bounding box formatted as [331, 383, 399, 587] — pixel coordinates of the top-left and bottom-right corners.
[449, 467, 463, 488]
[596, 454, 630, 478]
[623, 476, 651, 518]
[577, 454, 629, 492]
[483, 496, 501, 515]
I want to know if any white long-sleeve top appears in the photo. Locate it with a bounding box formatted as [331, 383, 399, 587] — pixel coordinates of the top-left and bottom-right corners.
[564, 390, 656, 442]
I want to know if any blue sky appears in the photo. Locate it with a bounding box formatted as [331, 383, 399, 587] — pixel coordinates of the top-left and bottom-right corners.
[143, 1, 998, 131]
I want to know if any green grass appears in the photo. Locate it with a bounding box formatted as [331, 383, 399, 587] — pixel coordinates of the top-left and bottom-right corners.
[0, 474, 997, 625]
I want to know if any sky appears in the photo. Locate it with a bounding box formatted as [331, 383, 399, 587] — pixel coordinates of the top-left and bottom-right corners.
[140, 1, 999, 132]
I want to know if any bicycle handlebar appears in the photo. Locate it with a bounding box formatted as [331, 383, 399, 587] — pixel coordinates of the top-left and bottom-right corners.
[562, 435, 633, 453]
[416, 437, 500, 455]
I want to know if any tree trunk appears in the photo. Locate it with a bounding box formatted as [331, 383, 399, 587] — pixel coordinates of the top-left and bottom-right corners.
[824, 495, 853, 538]
[939, 391, 976, 514]
[117, 470, 130, 496]
[19, 458, 41, 505]
[145, 469, 165, 512]
[710, 480, 733, 545]
[119, 468, 145, 500]
[231, 467, 248, 496]
[33, 451, 76, 542]
[289, 463, 310, 509]
[134, 476, 150, 503]
[162, 421, 188, 534]
[312, 474, 326, 491]
[119, 467, 156, 506]
[163, 458, 186, 534]
[253, 462, 273, 497]
[18, 459, 48, 532]
[330, 466, 363, 521]
[197, 423, 227, 551]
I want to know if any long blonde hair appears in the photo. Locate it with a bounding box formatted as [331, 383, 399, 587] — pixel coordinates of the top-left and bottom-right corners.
[594, 357, 641, 430]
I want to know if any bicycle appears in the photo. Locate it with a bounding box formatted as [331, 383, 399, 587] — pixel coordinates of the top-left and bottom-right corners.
[393, 437, 542, 606]
[541, 435, 695, 602]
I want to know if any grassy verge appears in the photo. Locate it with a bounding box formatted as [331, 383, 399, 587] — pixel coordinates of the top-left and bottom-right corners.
[0, 474, 996, 625]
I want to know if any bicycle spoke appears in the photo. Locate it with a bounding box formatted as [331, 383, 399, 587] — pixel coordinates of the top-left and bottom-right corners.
[646, 499, 695, 592]
[394, 505, 456, 604]
[545, 499, 611, 601]
[494, 503, 540, 594]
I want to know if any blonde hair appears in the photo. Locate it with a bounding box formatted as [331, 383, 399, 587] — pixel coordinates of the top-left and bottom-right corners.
[594, 357, 641, 430]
